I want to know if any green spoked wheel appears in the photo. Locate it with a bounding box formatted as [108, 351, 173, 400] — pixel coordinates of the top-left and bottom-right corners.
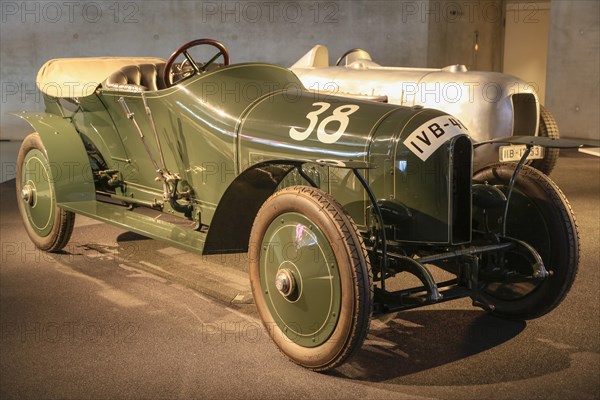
[16, 133, 75, 252]
[249, 186, 372, 371]
[473, 164, 579, 320]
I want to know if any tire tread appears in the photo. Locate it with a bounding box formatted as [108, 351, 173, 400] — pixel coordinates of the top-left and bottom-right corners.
[530, 105, 560, 175]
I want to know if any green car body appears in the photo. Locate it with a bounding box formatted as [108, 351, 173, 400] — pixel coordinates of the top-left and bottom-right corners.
[19, 61, 468, 253]
[14, 40, 583, 371]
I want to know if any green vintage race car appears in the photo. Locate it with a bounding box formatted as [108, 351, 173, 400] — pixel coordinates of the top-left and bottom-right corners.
[15, 39, 586, 371]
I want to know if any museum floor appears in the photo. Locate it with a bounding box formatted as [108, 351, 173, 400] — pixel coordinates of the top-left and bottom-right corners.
[1, 149, 598, 400]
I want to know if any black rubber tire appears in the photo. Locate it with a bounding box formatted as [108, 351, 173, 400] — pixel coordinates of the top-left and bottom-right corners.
[248, 186, 372, 371]
[16, 133, 75, 252]
[529, 105, 560, 175]
[474, 163, 579, 320]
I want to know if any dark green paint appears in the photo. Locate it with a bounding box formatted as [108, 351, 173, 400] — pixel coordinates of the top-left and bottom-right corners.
[21, 149, 55, 237]
[13, 112, 95, 204]
[259, 212, 341, 347]
[16, 62, 467, 255]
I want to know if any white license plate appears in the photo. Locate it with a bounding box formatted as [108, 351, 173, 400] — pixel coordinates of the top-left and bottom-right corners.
[499, 145, 545, 162]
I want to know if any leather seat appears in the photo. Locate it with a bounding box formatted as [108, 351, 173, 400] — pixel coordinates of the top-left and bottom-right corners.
[104, 63, 167, 92]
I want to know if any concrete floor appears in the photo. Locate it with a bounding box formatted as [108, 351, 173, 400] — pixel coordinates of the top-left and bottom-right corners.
[0, 141, 20, 183]
[0, 151, 598, 399]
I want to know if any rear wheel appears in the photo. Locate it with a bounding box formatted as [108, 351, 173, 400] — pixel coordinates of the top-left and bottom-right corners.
[473, 164, 579, 320]
[248, 186, 372, 371]
[16, 133, 75, 252]
[529, 105, 560, 175]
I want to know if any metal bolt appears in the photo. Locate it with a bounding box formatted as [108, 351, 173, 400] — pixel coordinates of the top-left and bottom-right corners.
[21, 185, 34, 206]
[275, 269, 296, 298]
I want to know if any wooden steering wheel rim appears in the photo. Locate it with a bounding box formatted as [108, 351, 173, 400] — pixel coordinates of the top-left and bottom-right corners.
[163, 38, 230, 88]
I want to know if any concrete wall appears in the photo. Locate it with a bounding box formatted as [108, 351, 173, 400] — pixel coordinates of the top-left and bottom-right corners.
[1, 1, 598, 141]
[0, 0, 430, 140]
[546, 0, 599, 140]
[503, 1, 551, 104]
[428, 0, 504, 71]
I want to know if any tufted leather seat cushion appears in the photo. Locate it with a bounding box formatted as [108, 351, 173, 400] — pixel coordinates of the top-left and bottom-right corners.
[104, 63, 167, 92]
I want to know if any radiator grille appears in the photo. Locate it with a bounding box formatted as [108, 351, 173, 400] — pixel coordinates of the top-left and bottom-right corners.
[451, 136, 472, 244]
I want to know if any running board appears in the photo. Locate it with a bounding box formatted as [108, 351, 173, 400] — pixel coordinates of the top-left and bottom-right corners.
[60, 200, 206, 254]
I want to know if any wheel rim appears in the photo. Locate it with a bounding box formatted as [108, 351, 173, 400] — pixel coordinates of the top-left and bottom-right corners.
[259, 212, 342, 347]
[20, 149, 55, 237]
[484, 188, 552, 300]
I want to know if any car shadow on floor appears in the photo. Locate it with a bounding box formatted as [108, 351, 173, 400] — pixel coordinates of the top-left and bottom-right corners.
[331, 309, 537, 383]
[117, 231, 153, 242]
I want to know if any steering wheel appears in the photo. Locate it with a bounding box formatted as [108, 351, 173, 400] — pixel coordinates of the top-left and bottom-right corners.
[163, 38, 230, 88]
[335, 48, 367, 66]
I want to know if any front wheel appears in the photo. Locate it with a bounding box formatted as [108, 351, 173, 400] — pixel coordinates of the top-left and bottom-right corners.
[248, 186, 372, 371]
[474, 164, 579, 320]
[16, 133, 75, 252]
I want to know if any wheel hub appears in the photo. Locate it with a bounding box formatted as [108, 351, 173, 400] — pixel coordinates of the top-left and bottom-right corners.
[275, 269, 296, 298]
[21, 184, 35, 206]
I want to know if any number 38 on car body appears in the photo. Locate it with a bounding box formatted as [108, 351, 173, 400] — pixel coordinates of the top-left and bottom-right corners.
[290, 101, 360, 144]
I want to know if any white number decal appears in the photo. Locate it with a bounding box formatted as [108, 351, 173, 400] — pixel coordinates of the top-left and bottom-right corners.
[289, 102, 330, 141]
[317, 104, 360, 144]
[290, 102, 359, 144]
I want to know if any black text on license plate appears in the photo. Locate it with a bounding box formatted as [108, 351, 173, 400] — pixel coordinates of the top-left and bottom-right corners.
[499, 145, 544, 162]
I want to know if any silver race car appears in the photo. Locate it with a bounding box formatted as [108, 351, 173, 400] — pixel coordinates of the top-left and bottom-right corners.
[291, 45, 559, 174]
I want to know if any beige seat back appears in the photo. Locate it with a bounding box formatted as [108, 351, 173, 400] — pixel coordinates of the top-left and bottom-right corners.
[104, 63, 167, 92]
